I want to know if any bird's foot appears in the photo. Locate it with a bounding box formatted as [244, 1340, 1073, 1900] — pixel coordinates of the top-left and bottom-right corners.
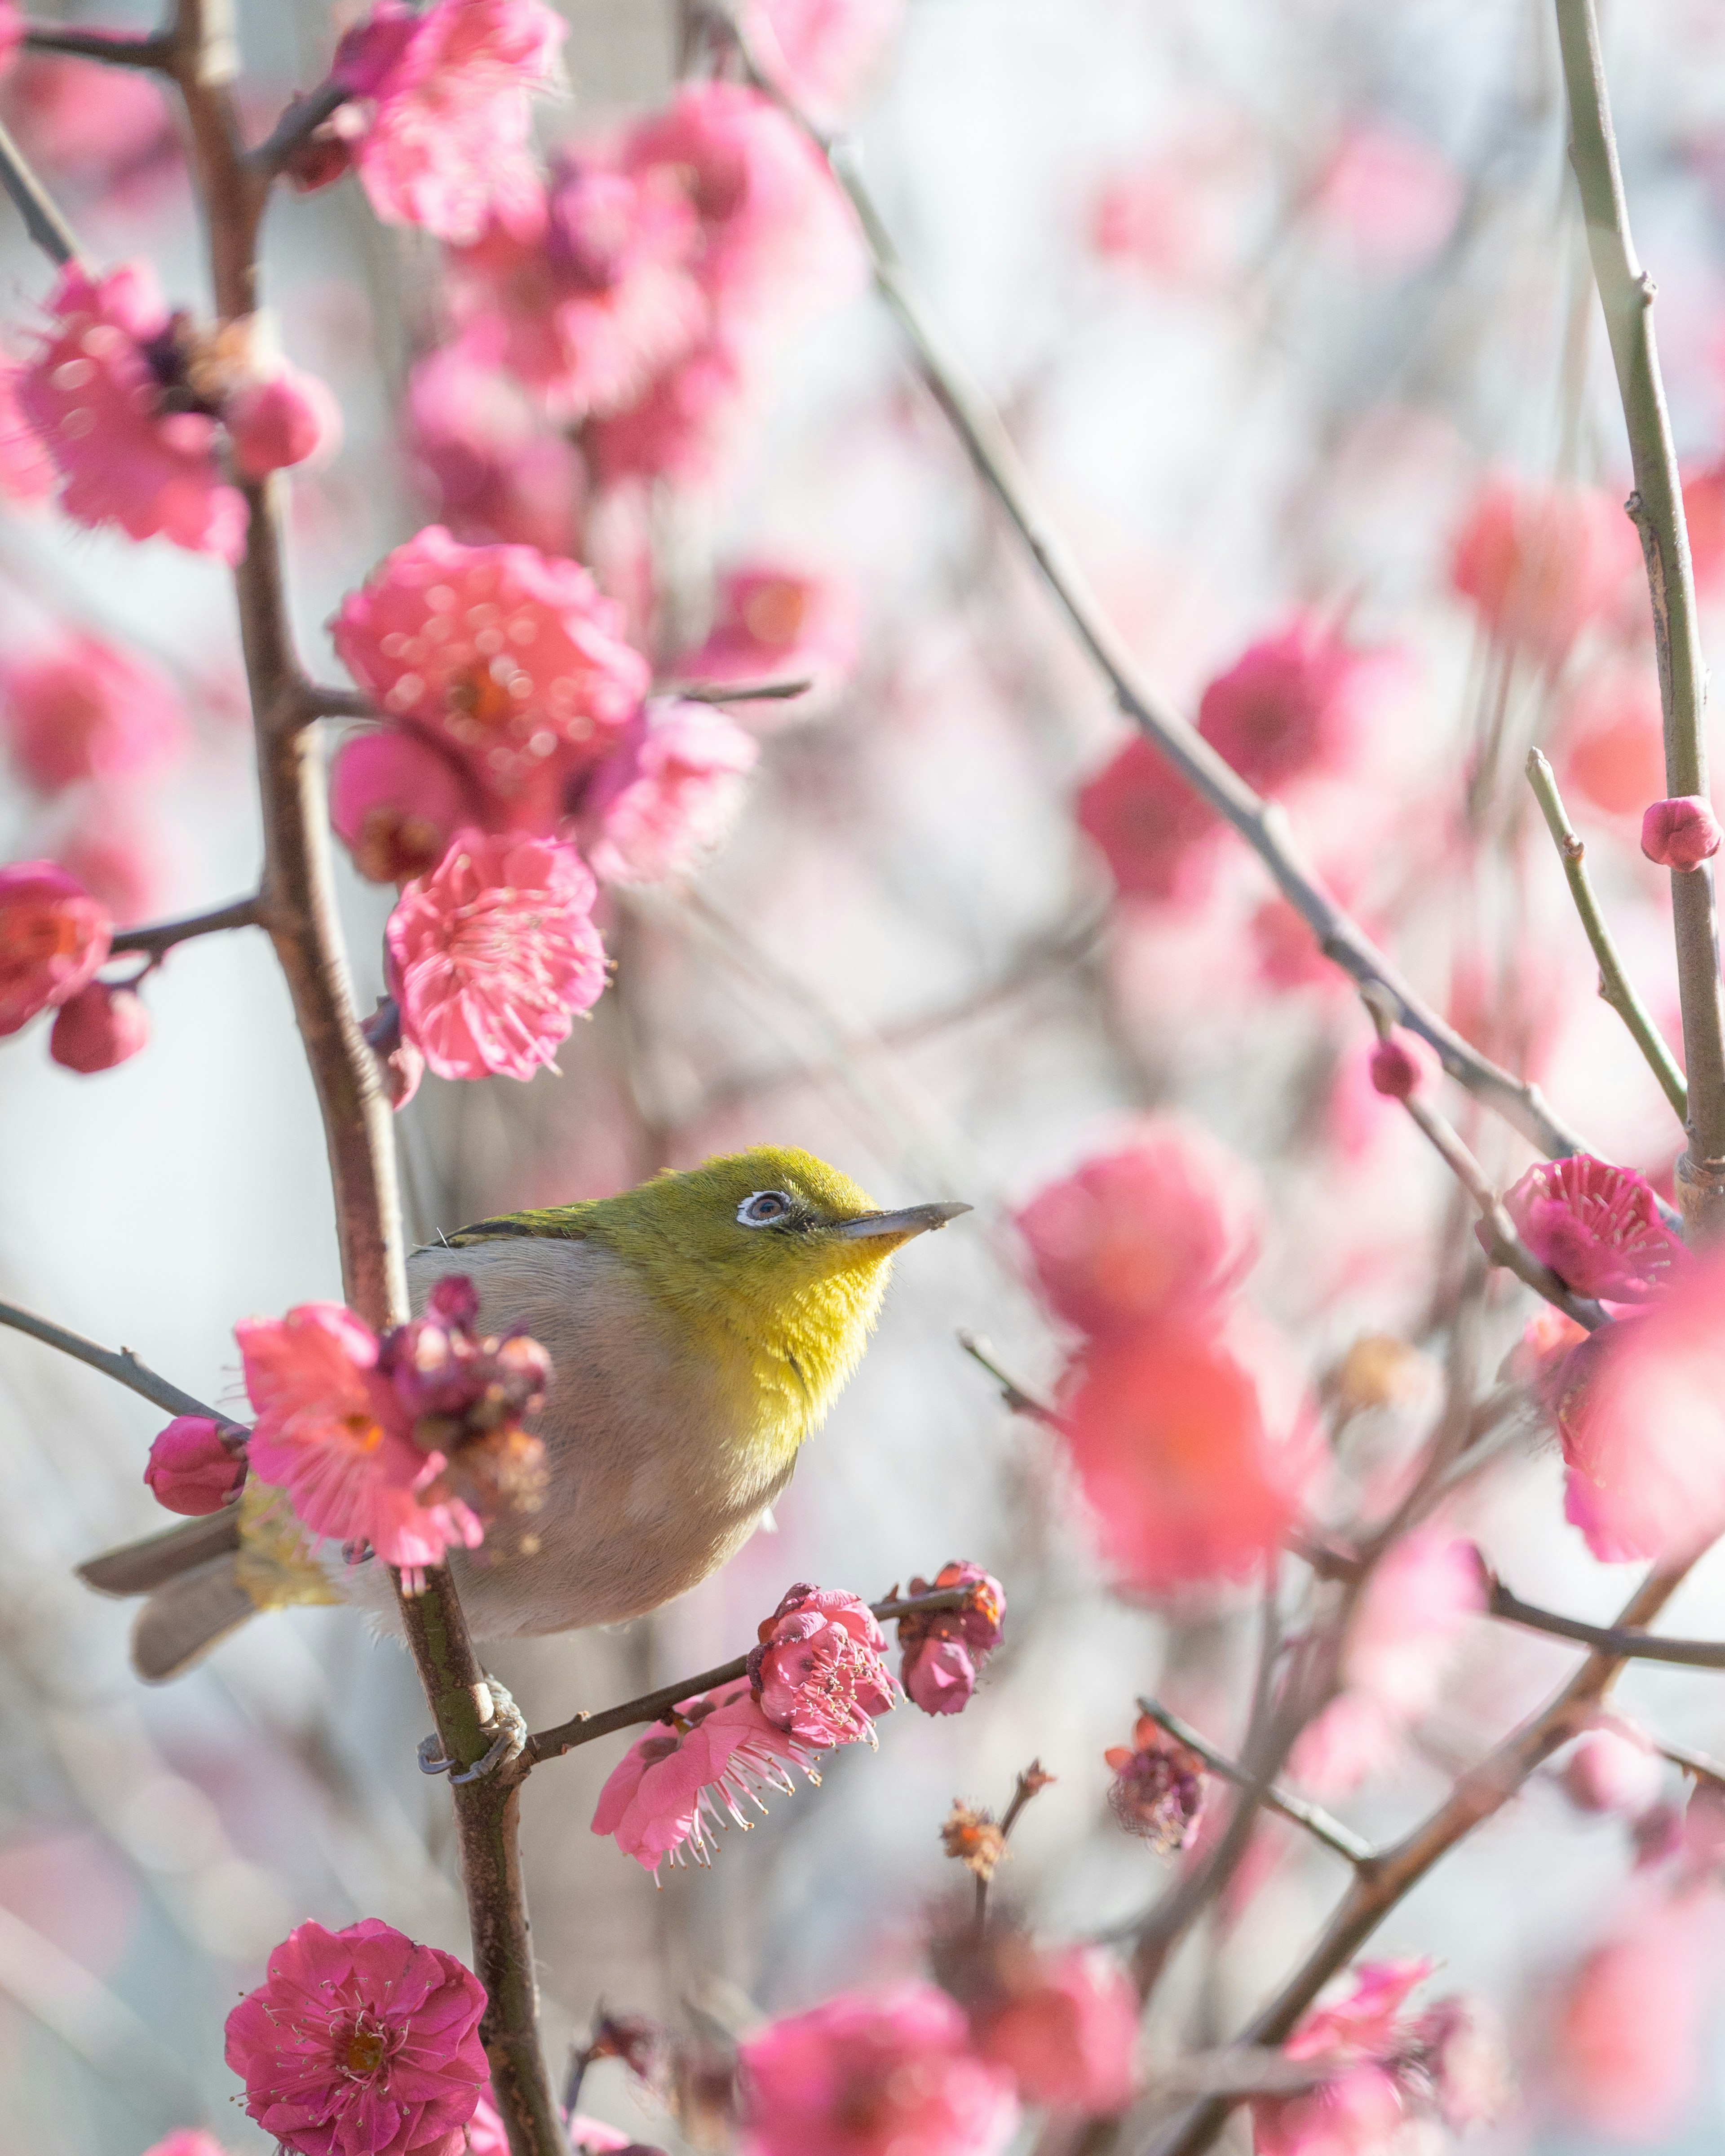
[417, 1675, 528, 1785]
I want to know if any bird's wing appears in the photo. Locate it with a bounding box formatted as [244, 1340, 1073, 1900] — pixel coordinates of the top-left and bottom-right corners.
[431, 1204, 593, 1250]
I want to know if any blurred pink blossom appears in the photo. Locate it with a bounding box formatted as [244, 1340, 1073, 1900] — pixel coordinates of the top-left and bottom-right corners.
[1502, 1154, 1686, 1303]
[1450, 473, 1639, 665]
[744, 0, 902, 115]
[591, 1681, 818, 1875]
[404, 347, 584, 555]
[1310, 124, 1462, 270]
[586, 329, 753, 488]
[224, 1916, 488, 2156]
[331, 728, 477, 884]
[226, 363, 342, 478]
[1367, 1034, 1428, 1101]
[332, 0, 566, 245]
[1016, 1117, 1262, 1339]
[583, 700, 758, 884]
[676, 563, 863, 719]
[1091, 125, 1254, 291]
[385, 829, 607, 1082]
[1076, 733, 1216, 901]
[236, 1300, 482, 1570]
[0, 364, 56, 501]
[2, 631, 187, 794]
[0, 859, 110, 1035]
[49, 977, 148, 1074]
[1557, 661, 1665, 822]
[144, 1414, 247, 1515]
[1683, 460, 1725, 596]
[1197, 618, 1379, 795]
[739, 1981, 1017, 2156]
[1254, 1961, 1432, 2156]
[142, 2138, 230, 2156]
[897, 1561, 1005, 1717]
[969, 1946, 1137, 2114]
[1105, 1713, 1208, 1851]
[2, 56, 181, 211]
[19, 262, 247, 560]
[53, 792, 170, 924]
[748, 1582, 895, 1746]
[1562, 1718, 1665, 1820]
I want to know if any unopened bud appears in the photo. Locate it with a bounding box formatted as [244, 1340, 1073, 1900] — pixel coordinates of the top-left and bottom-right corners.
[1641, 795, 1722, 871]
[145, 1414, 247, 1515]
[49, 980, 149, 1073]
[1369, 1035, 1422, 1100]
[226, 366, 341, 479]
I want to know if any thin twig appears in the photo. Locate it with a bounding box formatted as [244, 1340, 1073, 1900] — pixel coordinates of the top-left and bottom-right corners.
[1554, 0, 1725, 1232]
[302, 683, 380, 721]
[709, 3, 1589, 1168]
[663, 676, 814, 703]
[0, 117, 81, 265]
[1525, 749, 1687, 1119]
[0, 1296, 224, 1422]
[247, 80, 352, 177]
[1656, 1738, 1725, 1791]
[110, 892, 265, 958]
[1134, 1699, 1377, 1869]
[20, 24, 172, 67]
[958, 1331, 1060, 1424]
[974, 1758, 1055, 1931]
[1487, 1576, 1725, 1668]
[524, 1585, 973, 1764]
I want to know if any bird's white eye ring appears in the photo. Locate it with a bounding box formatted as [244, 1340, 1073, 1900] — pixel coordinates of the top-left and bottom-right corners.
[738, 1189, 794, 1226]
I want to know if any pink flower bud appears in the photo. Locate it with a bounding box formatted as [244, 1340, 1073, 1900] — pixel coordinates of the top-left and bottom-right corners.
[49, 980, 149, 1073]
[0, 860, 111, 1034]
[226, 365, 342, 479]
[1561, 1719, 1664, 1819]
[896, 1561, 1006, 1718]
[332, 729, 473, 885]
[1369, 1036, 1422, 1100]
[144, 1415, 246, 1515]
[1641, 794, 1722, 871]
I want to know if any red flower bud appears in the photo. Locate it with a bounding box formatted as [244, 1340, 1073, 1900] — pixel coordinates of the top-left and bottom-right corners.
[144, 1415, 247, 1515]
[49, 980, 149, 1073]
[1369, 1036, 1422, 1100]
[1641, 794, 1722, 871]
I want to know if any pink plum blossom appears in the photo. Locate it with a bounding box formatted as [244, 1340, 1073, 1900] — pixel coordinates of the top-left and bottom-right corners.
[676, 563, 863, 719]
[0, 860, 111, 1034]
[2, 55, 180, 210]
[224, 1917, 488, 2156]
[748, 1583, 895, 1745]
[1195, 618, 1377, 795]
[738, 1981, 1017, 2156]
[226, 364, 342, 479]
[385, 829, 608, 1082]
[585, 330, 752, 489]
[1253, 1962, 1435, 2156]
[19, 263, 247, 560]
[968, 1947, 1137, 2114]
[2, 632, 186, 794]
[743, 0, 903, 115]
[582, 700, 758, 884]
[591, 1681, 818, 1875]
[1309, 124, 1462, 269]
[331, 728, 477, 885]
[1557, 660, 1665, 822]
[1016, 1116, 1262, 1339]
[235, 1301, 482, 1571]
[144, 1414, 247, 1515]
[332, 0, 566, 246]
[1367, 1035, 1428, 1101]
[1561, 1718, 1665, 1820]
[1105, 1713, 1207, 1851]
[1059, 1313, 1318, 1593]
[331, 526, 649, 829]
[53, 794, 168, 925]
[0, 364, 57, 502]
[1450, 473, 1639, 664]
[1642, 794, 1723, 870]
[49, 978, 149, 1074]
[1502, 1154, 1686, 1303]
[896, 1561, 1005, 1717]
[1077, 733, 1217, 901]
[141, 2137, 230, 2156]
[403, 347, 584, 556]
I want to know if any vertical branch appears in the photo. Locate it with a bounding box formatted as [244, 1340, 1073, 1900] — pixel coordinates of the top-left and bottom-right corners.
[156, 9, 563, 2152]
[1553, 0, 1725, 1234]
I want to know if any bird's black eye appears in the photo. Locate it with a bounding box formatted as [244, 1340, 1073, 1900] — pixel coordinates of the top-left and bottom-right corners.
[738, 1190, 794, 1227]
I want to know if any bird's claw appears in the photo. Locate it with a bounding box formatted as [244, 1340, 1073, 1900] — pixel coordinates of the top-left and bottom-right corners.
[417, 1676, 527, 1785]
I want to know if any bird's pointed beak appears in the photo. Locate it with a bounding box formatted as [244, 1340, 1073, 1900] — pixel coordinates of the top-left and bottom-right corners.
[833, 1200, 973, 1242]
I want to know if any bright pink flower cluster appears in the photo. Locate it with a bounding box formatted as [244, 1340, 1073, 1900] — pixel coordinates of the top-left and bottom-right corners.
[1502, 1154, 1685, 1304]
[895, 1562, 1005, 1717]
[18, 263, 336, 560]
[144, 1414, 247, 1516]
[224, 1917, 488, 2156]
[748, 1583, 896, 1746]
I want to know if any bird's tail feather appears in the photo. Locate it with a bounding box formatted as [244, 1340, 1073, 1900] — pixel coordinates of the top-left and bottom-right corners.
[78, 1508, 242, 1597]
[131, 1554, 255, 1683]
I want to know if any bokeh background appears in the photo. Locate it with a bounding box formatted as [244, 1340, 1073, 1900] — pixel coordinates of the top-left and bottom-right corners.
[8, 0, 1725, 2149]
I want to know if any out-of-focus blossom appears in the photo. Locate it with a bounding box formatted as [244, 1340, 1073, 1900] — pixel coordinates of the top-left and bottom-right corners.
[1076, 733, 1216, 901]
[1558, 661, 1665, 821]
[144, 1414, 247, 1515]
[235, 1301, 482, 1571]
[19, 262, 247, 560]
[1553, 1253, 1725, 1561]
[967, 1945, 1137, 2114]
[1505, 1303, 1587, 1401]
[1058, 1314, 1317, 1593]
[226, 363, 342, 479]
[1016, 1117, 1262, 1339]
[1105, 1713, 1207, 1851]
[1502, 1154, 1685, 1303]
[744, 0, 903, 115]
[332, 0, 566, 246]
[224, 1916, 488, 2156]
[49, 977, 149, 1073]
[1683, 460, 1725, 596]
[738, 1982, 1017, 2156]
[1, 632, 187, 794]
[1450, 473, 1639, 664]
[0, 859, 111, 1035]
[54, 793, 168, 925]
[1561, 1717, 1665, 1820]
[582, 700, 758, 884]
[1090, 126, 1252, 291]
[331, 727, 476, 884]
[675, 563, 863, 720]
[451, 156, 705, 421]
[331, 526, 649, 830]
[1197, 618, 1378, 795]
[1642, 794, 1722, 870]
[142, 2136, 230, 2156]
[587, 330, 752, 489]
[2, 55, 180, 210]
[591, 1682, 817, 1875]
[896, 1561, 1005, 1717]
[1545, 1894, 1720, 2140]
[1310, 124, 1462, 270]
[748, 1582, 895, 1746]
[0, 364, 57, 502]
[385, 829, 607, 1082]
[404, 347, 584, 555]
[1367, 1034, 1429, 1101]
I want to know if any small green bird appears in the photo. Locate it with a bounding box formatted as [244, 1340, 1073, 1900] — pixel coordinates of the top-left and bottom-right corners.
[80, 1147, 969, 1679]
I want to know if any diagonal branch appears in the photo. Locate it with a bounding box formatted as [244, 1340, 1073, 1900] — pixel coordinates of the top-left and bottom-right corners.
[0, 1296, 224, 1422]
[958, 1331, 1060, 1424]
[20, 24, 172, 68]
[1134, 1698, 1377, 1870]
[110, 892, 265, 959]
[1486, 1574, 1725, 1668]
[0, 117, 81, 265]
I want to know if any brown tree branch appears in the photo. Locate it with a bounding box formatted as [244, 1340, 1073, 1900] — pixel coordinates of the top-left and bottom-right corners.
[0, 1296, 224, 1422]
[1553, 0, 1725, 1233]
[973, 1758, 1054, 1931]
[957, 1331, 1060, 1424]
[0, 118, 81, 265]
[20, 24, 172, 67]
[248, 81, 353, 178]
[662, 675, 814, 703]
[1486, 1574, 1725, 1668]
[110, 892, 265, 958]
[1134, 1699, 1377, 1869]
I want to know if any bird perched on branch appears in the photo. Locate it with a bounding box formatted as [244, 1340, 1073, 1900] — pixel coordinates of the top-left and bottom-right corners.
[78, 1147, 969, 1681]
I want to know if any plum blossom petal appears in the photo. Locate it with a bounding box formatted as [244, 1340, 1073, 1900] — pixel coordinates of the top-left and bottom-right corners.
[2, 632, 186, 794]
[582, 700, 758, 885]
[747, 1583, 894, 1747]
[0, 859, 111, 1035]
[1502, 1154, 1686, 1304]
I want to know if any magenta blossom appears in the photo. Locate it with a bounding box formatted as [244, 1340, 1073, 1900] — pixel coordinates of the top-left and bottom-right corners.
[48, 978, 150, 1074]
[896, 1562, 1005, 1718]
[402, 346, 584, 556]
[1196, 616, 1377, 794]
[2, 632, 186, 795]
[968, 1946, 1137, 2115]
[591, 1682, 818, 1876]
[586, 328, 752, 489]
[1642, 795, 1723, 870]
[224, 1917, 488, 2156]
[385, 829, 608, 1083]
[748, 1583, 895, 1747]
[583, 700, 759, 885]
[1104, 1714, 1207, 1852]
[226, 364, 342, 479]
[0, 860, 111, 1035]
[144, 1414, 247, 1515]
[19, 262, 246, 560]
[331, 728, 477, 885]
[1503, 1153, 1686, 1303]
[739, 1981, 1017, 2156]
